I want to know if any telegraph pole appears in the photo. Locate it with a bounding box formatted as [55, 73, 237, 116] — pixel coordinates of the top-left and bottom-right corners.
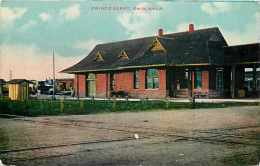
[9, 70, 12, 80]
[52, 49, 56, 100]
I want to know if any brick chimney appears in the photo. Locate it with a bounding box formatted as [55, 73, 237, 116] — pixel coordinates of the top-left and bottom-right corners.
[158, 28, 163, 36]
[189, 24, 194, 32]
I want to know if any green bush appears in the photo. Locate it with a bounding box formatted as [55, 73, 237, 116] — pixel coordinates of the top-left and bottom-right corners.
[0, 98, 259, 117]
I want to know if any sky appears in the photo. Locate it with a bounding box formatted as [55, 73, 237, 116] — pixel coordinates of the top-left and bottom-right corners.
[0, 0, 260, 80]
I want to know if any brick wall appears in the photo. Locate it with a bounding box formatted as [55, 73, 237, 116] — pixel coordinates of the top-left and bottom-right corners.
[192, 71, 209, 95]
[114, 71, 133, 92]
[96, 73, 108, 98]
[201, 71, 209, 92]
[75, 69, 211, 99]
[74, 74, 86, 97]
[116, 69, 167, 99]
[78, 69, 167, 99]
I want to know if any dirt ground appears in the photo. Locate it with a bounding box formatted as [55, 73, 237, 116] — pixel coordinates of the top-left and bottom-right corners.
[0, 106, 260, 166]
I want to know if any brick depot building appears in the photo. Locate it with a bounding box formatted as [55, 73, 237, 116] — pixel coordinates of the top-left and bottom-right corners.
[62, 24, 260, 99]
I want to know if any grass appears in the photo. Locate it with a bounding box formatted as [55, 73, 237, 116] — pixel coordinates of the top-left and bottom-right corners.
[0, 98, 259, 117]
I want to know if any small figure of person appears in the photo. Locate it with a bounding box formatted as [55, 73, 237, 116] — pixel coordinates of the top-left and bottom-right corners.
[70, 87, 75, 97]
[177, 80, 180, 90]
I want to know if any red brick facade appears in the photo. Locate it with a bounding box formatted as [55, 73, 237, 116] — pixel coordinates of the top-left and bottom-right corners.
[74, 68, 167, 99]
[192, 71, 209, 95]
[128, 69, 167, 99]
[201, 71, 209, 92]
[74, 69, 211, 99]
[74, 74, 86, 97]
[114, 71, 133, 92]
[95, 73, 108, 98]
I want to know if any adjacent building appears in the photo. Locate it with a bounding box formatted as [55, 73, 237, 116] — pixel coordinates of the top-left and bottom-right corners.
[8, 79, 30, 101]
[62, 24, 260, 99]
[56, 78, 74, 91]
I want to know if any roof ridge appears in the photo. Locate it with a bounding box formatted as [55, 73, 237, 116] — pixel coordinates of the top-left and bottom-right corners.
[227, 42, 260, 47]
[96, 27, 219, 46]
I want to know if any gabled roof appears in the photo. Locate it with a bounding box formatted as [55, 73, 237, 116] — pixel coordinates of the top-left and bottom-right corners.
[62, 27, 227, 73]
[224, 43, 260, 64]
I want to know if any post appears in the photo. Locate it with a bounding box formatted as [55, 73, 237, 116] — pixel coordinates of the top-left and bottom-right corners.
[0, 84, 3, 99]
[112, 97, 116, 111]
[52, 49, 56, 100]
[9, 70, 12, 80]
[188, 70, 196, 108]
[60, 98, 64, 112]
[253, 65, 257, 96]
[77, 74, 79, 100]
[188, 70, 193, 97]
[80, 100, 84, 112]
[165, 98, 169, 109]
[106, 73, 109, 98]
[231, 65, 236, 98]
[192, 95, 195, 109]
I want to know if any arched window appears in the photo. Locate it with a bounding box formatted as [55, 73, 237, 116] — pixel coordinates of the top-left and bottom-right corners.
[146, 69, 159, 89]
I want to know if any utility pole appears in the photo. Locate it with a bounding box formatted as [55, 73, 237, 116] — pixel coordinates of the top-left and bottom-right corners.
[77, 74, 79, 100]
[52, 49, 56, 100]
[9, 70, 12, 80]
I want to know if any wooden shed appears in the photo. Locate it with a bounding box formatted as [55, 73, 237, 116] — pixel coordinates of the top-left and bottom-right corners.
[8, 79, 30, 101]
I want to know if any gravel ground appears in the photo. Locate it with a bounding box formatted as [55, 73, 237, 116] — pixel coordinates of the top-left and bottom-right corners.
[0, 106, 260, 166]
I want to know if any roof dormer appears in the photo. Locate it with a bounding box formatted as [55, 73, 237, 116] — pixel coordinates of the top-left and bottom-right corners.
[150, 37, 166, 53]
[94, 51, 104, 62]
[118, 50, 129, 60]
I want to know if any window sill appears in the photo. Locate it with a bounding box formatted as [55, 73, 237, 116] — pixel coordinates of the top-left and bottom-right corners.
[145, 88, 160, 90]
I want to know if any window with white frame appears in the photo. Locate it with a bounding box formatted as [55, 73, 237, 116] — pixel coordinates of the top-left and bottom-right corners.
[146, 69, 159, 89]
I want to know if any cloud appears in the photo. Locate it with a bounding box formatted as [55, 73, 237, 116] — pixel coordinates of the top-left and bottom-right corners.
[256, 12, 260, 27]
[176, 21, 211, 32]
[20, 20, 37, 31]
[201, 2, 232, 15]
[176, 21, 259, 45]
[176, 22, 196, 32]
[0, 7, 27, 28]
[0, 44, 83, 80]
[223, 12, 260, 45]
[39, 0, 61, 1]
[59, 4, 80, 20]
[255, 0, 260, 5]
[254, 12, 260, 42]
[74, 39, 102, 52]
[39, 12, 51, 22]
[117, 2, 163, 39]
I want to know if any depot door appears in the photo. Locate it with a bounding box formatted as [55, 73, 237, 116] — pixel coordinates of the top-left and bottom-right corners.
[87, 73, 96, 97]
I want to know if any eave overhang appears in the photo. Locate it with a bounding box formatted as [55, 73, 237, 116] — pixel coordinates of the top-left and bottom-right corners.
[61, 63, 216, 74]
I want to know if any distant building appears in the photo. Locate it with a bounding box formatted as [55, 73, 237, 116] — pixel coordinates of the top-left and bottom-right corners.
[56, 78, 74, 91]
[8, 79, 30, 101]
[62, 24, 260, 99]
[0, 79, 6, 97]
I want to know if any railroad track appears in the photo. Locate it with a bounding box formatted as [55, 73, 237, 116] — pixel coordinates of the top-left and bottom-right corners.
[1, 115, 260, 164]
